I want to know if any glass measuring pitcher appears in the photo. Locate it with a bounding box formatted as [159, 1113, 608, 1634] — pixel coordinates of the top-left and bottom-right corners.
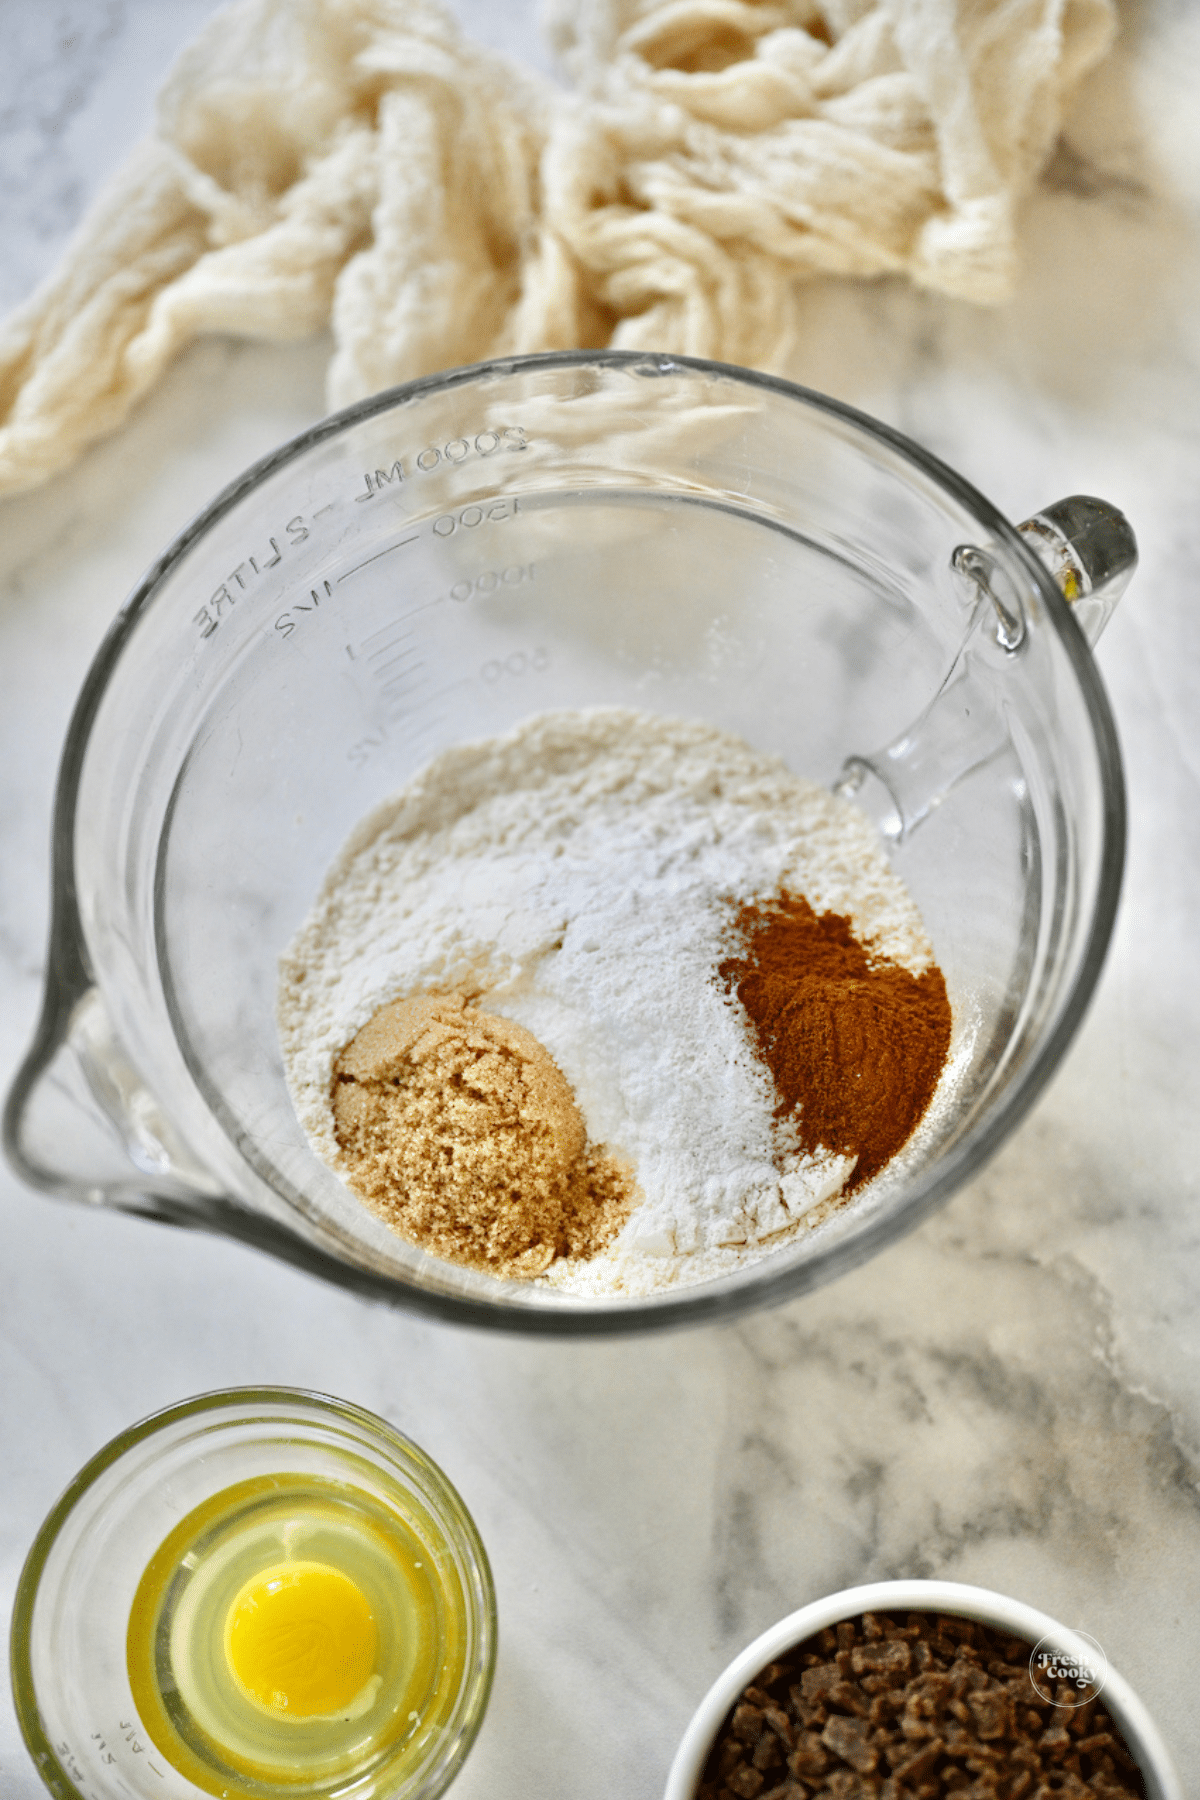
[4, 353, 1128, 1332]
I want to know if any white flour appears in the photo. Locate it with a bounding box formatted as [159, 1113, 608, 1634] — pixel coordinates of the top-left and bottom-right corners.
[278, 708, 939, 1296]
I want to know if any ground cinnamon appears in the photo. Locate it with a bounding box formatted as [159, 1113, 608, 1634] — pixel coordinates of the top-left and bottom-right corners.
[718, 894, 951, 1193]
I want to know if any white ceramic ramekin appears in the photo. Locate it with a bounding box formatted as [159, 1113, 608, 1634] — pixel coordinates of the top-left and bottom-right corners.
[663, 1579, 1181, 1800]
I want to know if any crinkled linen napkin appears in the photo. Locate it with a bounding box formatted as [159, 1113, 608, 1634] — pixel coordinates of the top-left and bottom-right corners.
[0, 0, 1114, 496]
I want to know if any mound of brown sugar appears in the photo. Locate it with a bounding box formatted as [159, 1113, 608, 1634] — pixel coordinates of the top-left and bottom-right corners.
[331, 993, 635, 1279]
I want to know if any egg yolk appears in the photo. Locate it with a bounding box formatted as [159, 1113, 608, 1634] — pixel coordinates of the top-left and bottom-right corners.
[224, 1561, 378, 1718]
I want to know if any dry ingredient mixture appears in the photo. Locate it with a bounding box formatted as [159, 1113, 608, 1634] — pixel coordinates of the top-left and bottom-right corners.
[697, 1611, 1145, 1800]
[278, 708, 957, 1295]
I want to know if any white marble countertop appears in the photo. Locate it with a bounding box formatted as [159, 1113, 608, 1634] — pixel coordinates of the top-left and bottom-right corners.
[3, 2, 1200, 1795]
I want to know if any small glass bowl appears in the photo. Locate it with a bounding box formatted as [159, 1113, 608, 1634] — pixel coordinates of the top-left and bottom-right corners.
[10, 1388, 496, 1800]
[663, 1578, 1181, 1800]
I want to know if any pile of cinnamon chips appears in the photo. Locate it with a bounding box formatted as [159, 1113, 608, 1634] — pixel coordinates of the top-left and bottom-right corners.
[696, 1611, 1145, 1799]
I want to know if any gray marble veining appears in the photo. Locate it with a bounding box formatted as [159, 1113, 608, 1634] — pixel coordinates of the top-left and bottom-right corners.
[2, 2, 1200, 1795]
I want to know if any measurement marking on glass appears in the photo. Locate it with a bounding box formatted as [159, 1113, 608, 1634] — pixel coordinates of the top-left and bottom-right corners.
[373, 650, 422, 680]
[375, 656, 427, 691]
[481, 646, 549, 682]
[368, 628, 418, 662]
[376, 664, 421, 692]
[337, 535, 419, 583]
[383, 677, 473, 723]
[347, 676, 474, 766]
[383, 676, 429, 705]
[196, 516, 310, 639]
[380, 685, 427, 715]
[357, 599, 442, 654]
[367, 633, 417, 662]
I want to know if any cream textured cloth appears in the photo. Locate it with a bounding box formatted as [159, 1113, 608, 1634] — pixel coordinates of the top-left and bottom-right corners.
[0, 0, 1115, 496]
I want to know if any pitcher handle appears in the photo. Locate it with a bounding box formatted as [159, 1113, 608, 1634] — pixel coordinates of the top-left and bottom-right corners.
[834, 495, 1137, 841]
